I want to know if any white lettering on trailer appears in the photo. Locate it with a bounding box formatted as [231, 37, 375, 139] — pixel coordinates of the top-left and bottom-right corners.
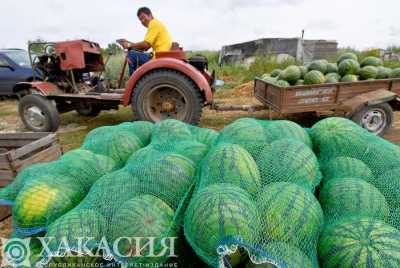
[295, 87, 335, 97]
[298, 96, 331, 104]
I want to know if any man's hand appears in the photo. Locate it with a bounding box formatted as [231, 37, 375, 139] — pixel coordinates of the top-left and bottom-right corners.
[121, 41, 130, 49]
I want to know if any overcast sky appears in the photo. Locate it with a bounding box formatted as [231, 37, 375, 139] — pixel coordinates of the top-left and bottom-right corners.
[1, 0, 398, 51]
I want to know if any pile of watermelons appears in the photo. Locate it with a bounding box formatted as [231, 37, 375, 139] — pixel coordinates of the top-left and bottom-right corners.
[1, 118, 400, 267]
[262, 52, 400, 86]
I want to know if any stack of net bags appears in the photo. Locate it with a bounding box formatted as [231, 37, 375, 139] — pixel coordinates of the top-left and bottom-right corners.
[184, 117, 400, 268]
[0, 119, 218, 267]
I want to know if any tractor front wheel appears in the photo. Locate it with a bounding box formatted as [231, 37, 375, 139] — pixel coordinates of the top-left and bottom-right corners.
[131, 70, 203, 124]
[76, 103, 102, 116]
[18, 94, 60, 132]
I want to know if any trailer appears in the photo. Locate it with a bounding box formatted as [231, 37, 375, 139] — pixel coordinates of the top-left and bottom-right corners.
[253, 77, 400, 135]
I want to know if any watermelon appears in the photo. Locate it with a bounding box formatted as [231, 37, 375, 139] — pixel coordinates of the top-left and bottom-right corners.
[304, 70, 325, 85]
[374, 168, 400, 208]
[359, 66, 378, 80]
[319, 178, 389, 224]
[377, 66, 392, 79]
[361, 56, 383, 67]
[257, 182, 324, 252]
[56, 149, 117, 190]
[116, 121, 154, 145]
[151, 140, 209, 163]
[189, 126, 218, 147]
[199, 143, 261, 196]
[13, 175, 87, 232]
[82, 129, 144, 167]
[125, 153, 196, 208]
[308, 60, 328, 74]
[323, 157, 374, 182]
[255, 139, 321, 191]
[326, 63, 338, 73]
[391, 67, 400, 78]
[45, 209, 106, 253]
[246, 242, 315, 268]
[270, 69, 282, 78]
[337, 52, 358, 64]
[259, 120, 313, 148]
[341, 74, 358, 82]
[276, 80, 290, 87]
[216, 118, 269, 157]
[325, 75, 339, 84]
[299, 66, 308, 78]
[184, 183, 259, 266]
[319, 218, 400, 268]
[110, 195, 175, 264]
[152, 119, 193, 142]
[295, 79, 304, 85]
[338, 59, 360, 76]
[263, 77, 277, 84]
[280, 66, 301, 85]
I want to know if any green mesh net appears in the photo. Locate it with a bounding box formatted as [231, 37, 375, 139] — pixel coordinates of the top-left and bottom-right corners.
[36, 119, 208, 266]
[5, 116, 400, 267]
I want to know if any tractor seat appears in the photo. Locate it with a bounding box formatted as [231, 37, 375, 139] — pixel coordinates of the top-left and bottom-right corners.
[154, 42, 186, 60]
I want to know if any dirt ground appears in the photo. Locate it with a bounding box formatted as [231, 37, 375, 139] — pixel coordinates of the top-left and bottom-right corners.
[0, 84, 400, 239]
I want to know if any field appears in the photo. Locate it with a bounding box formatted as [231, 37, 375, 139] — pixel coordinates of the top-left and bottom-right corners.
[1, 80, 400, 151]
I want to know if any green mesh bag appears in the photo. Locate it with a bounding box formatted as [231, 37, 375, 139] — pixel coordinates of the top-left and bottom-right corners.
[115, 121, 154, 145]
[215, 118, 270, 157]
[39, 120, 205, 267]
[189, 125, 219, 147]
[259, 120, 313, 148]
[151, 140, 209, 163]
[255, 139, 322, 192]
[151, 119, 193, 142]
[319, 178, 390, 225]
[198, 143, 261, 196]
[110, 195, 176, 265]
[184, 183, 260, 267]
[257, 182, 323, 262]
[318, 218, 400, 268]
[82, 127, 145, 167]
[322, 156, 374, 183]
[13, 173, 87, 234]
[45, 208, 107, 251]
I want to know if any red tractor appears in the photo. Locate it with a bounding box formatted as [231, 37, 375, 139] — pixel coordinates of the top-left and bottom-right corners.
[14, 40, 215, 132]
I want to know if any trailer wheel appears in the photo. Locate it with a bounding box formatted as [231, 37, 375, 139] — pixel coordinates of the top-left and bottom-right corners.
[76, 103, 101, 116]
[19, 94, 60, 132]
[131, 69, 203, 124]
[351, 103, 393, 136]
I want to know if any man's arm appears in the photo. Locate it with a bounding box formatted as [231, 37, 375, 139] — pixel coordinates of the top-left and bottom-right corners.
[129, 41, 151, 51]
[121, 40, 151, 51]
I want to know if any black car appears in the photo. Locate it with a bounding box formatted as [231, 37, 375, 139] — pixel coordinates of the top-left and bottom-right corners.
[0, 49, 42, 96]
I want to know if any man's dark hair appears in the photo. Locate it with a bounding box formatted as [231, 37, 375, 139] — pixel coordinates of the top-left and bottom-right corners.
[137, 7, 152, 17]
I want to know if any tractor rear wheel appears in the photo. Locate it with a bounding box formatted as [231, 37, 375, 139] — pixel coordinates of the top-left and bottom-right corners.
[19, 94, 60, 132]
[131, 70, 203, 124]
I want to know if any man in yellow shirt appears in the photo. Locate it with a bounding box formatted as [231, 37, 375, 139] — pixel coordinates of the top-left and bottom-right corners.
[121, 7, 173, 75]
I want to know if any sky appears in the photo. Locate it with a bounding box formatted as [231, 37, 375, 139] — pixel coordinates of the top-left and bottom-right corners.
[0, 0, 398, 51]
